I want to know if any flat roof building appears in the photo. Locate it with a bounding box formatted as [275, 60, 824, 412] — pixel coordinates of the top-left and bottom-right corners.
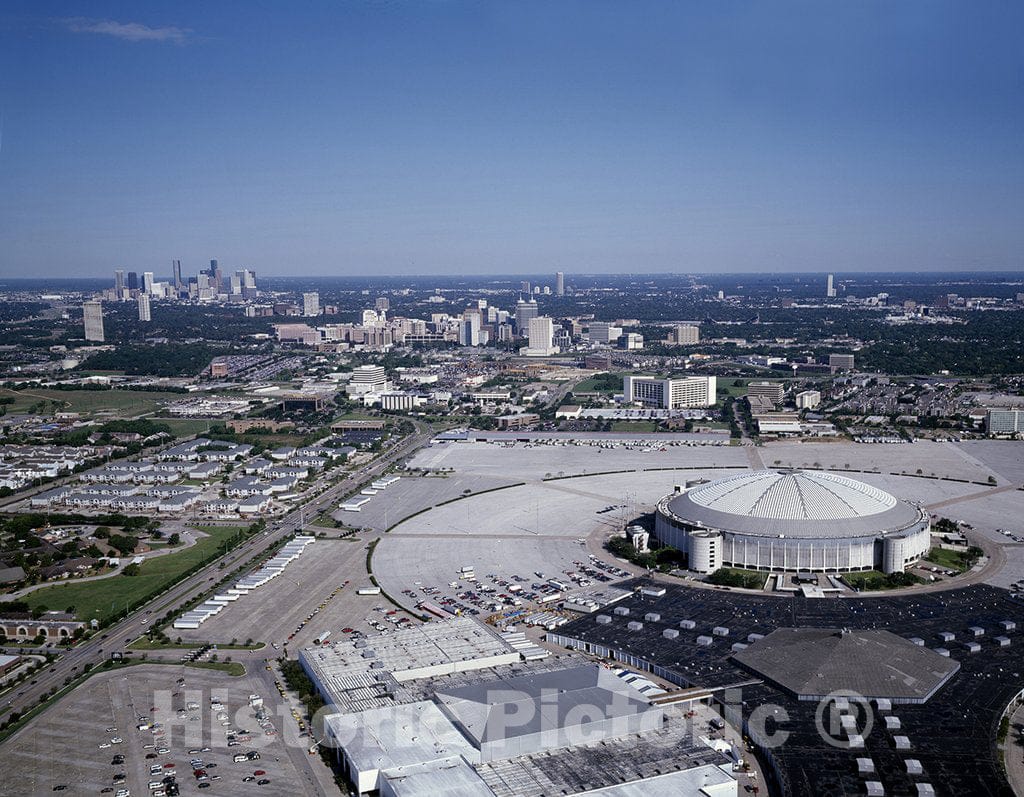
[434, 664, 663, 762]
[624, 375, 717, 409]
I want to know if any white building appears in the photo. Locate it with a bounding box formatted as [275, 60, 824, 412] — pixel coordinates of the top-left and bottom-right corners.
[656, 470, 930, 574]
[987, 408, 1024, 436]
[137, 293, 151, 322]
[827, 273, 836, 298]
[520, 316, 558, 356]
[143, 271, 155, 295]
[795, 390, 821, 410]
[623, 375, 717, 409]
[83, 300, 105, 342]
[303, 292, 320, 317]
[347, 365, 390, 395]
[670, 324, 700, 345]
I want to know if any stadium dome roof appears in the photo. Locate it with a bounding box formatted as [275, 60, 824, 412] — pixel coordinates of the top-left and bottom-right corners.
[664, 470, 922, 539]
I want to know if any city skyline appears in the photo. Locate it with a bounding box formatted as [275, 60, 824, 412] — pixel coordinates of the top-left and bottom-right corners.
[1, 1, 1022, 277]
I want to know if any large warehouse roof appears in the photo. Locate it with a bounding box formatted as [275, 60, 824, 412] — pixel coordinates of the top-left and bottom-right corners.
[732, 628, 960, 703]
[434, 665, 659, 747]
[665, 469, 923, 539]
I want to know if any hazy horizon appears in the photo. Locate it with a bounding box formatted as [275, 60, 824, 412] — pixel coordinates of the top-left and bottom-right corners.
[1, 1, 1022, 278]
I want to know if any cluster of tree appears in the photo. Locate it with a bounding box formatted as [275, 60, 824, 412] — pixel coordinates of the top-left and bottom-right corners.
[720, 397, 742, 438]
[605, 535, 686, 572]
[707, 568, 764, 589]
[578, 372, 623, 393]
[279, 658, 325, 719]
[846, 571, 923, 591]
[77, 343, 225, 377]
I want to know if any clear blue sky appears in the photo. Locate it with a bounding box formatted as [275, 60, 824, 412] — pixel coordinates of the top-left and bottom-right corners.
[0, 1, 1021, 278]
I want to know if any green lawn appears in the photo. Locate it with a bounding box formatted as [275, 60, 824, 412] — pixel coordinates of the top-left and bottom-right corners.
[573, 373, 625, 393]
[0, 388, 171, 417]
[23, 526, 246, 623]
[159, 418, 219, 437]
[720, 381, 750, 398]
[925, 547, 969, 570]
[843, 570, 886, 589]
[609, 421, 660, 432]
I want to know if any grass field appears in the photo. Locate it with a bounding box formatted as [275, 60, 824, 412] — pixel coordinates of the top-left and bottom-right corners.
[925, 547, 969, 571]
[573, 373, 625, 393]
[609, 421, 660, 432]
[23, 526, 246, 623]
[159, 418, 218, 437]
[720, 380, 750, 397]
[0, 388, 171, 417]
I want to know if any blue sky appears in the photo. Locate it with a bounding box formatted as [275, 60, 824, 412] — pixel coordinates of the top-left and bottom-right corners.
[0, 1, 1021, 277]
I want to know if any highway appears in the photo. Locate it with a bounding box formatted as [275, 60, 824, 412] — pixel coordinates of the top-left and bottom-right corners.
[0, 425, 433, 728]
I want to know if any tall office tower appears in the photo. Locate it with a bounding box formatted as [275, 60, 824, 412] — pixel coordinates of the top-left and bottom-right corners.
[303, 292, 321, 317]
[83, 301, 105, 342]
[458, 314, 481, 346]
[555, 271, 564, 296]
[126, 271, 139, 291]
[375, 297, 390, 311]
[514, 297, 538, 334]
[230, 274, 242, 294]
[528, 316, 555, 352]
[520, 281, 531, 294]
[826, 273, 836, 298]
[114, 269, 124, 294]
[214, 267, 224, 292]
[172, 259, 182, 289]
[486, 306, 498, 323]
[672, 324, 700, 345]
[138, 293, 151, 322]
[143, 271, 155, 295]
[207, 259, 221, 291]
[242, 269, 256, 289]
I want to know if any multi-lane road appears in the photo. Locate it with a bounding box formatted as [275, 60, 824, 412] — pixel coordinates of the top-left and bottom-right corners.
[0, 425, 432, 726]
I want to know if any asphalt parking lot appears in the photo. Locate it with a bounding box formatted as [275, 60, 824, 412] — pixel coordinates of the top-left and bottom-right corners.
[0, 665, 311, 797]
[173, 538, 415, 650]
[330, 472, 516, 531]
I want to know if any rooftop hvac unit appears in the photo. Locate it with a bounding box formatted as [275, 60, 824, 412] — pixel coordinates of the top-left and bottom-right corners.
[644, 613, 661, 622]
[662, 629, 679, 639]
[596, 615, 612, 625]
[613, 606, 630, 616]
[626, 621, 644, 631]
[680, 620, 696, 630]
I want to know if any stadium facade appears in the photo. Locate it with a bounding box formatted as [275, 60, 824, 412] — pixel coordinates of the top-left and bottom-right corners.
[655, 469, 929, 574]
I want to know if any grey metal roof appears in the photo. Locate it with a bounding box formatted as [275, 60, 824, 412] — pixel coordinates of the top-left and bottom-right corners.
[732, 628, 960, 702]
[434, 665, 655, 745]
[665, 469, 922, 539]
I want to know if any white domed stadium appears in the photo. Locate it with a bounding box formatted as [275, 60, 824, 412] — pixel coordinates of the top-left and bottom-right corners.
[655, 469, 930, 574]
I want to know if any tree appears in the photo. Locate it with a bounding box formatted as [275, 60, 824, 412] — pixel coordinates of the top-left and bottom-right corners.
[168, 533, 181, 546]
[122, 563, 141, 577]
